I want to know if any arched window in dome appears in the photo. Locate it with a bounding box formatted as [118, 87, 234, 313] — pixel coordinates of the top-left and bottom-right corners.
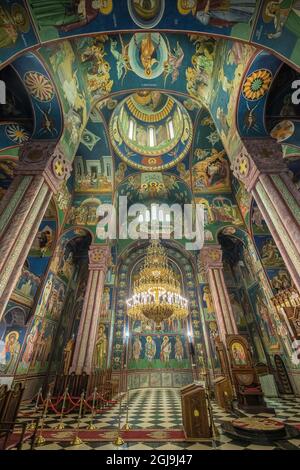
[148, 126, 156, 147]
[128, 118, 135, 141]
[168, 119, 175, 140]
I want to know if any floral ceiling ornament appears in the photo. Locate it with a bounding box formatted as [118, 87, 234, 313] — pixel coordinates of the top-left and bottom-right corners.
[5, 124, 30, 144]
[24, 71, 54, 102]
[242, 69, 273, 101]
[232, 153, 250, 180]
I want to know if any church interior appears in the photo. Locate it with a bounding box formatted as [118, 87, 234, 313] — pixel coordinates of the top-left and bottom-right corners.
[1, 0, 300, 452]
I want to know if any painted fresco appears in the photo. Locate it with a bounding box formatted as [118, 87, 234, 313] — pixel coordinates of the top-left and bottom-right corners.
[0, 301, 28, 375]
[0, 123, 30, 150]
[237, 51, 282, 139]
[253, 1, 300, 69]
[251, 201, 293, 295]
[15, 231, 91, 376]
[39, 41, 91, 160]
[11, 53, 63, 141]
[17, 315, 57, 374]
[93, 323, 109, 370]
[248, 283, 280, 351]
[0, 158, 17, 201]
[110, 92, 193, 172]
[0, 0, 38, 68]
[266, 64, 300, 149]
[195, 194, 243, 243]
[112, 245, 206, 373]
[255, 236, 285, 268]
[176, 1, 257, 37]
[27, 2, 258, 43]
[74, 112, 113, 194]
[128, 0, 165, 29]
[129, 334, 189, 370]
[13, 265, 40, 307]
[28, 0, 115, 41]
[118, 172, 192, 205]
[2, 2, 299, 76]
[209, 40, 255, 162]
[66, 195, 111, 241]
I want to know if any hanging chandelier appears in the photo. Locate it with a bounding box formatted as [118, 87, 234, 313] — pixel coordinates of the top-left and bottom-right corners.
[126, 240, 189, 324]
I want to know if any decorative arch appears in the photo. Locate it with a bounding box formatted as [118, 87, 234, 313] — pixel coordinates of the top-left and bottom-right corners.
[110, 239, 207, 389]
[237, 50, 283, 139]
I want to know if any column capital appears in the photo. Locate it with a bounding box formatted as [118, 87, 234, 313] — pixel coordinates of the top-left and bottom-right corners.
[88, 244, 111, 271]
[16, 141, 72, 193]
[231, 138, 289, 191]
[200, 245, 223, 271]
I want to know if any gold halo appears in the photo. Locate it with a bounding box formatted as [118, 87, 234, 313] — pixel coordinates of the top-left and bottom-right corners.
[6, 331, 20, 342]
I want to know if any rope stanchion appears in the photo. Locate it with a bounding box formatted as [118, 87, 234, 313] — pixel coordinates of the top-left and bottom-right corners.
[27, 387, 42, 431]
[55, 387, 68, 430]
[35, 391, 50, 447]
[122, 387, 131, 431]
[71, 391, 85, 446]
[87, 388, 97, 430]
[113, 392, 125, 447]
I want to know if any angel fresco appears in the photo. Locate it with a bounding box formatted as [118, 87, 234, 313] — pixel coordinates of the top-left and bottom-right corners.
[177, 0, 257, 27]
[29, 0, 113, 33]
[163, 40, 185, 84]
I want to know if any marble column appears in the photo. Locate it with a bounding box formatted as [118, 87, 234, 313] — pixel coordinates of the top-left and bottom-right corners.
[232, 138, 300, 293]
[0, 142, 71, 318]
[71, 245, 111, 375]
[201, 245, 238, 344]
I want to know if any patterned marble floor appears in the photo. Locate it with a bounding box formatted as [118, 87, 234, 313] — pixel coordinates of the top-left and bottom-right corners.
[17, 389, 300, 451]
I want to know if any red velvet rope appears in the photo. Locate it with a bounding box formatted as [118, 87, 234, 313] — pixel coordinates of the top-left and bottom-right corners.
[19, 392, 118, 418]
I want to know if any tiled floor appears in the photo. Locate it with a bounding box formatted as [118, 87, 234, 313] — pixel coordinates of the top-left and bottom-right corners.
[17, 389, 300, 451]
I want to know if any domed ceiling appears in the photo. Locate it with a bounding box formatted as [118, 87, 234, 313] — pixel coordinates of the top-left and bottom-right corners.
[109, 91, 193, 171]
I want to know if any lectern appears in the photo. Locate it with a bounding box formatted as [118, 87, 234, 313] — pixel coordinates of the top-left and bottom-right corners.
[180, 383, 212, 440]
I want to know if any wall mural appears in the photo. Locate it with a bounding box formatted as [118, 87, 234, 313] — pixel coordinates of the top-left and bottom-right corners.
[110, 92, 193, 172]
[209, 40, 255, 162]
[0, 123, 30, 150]
[2, 2, 299, 79]
[0, 156, 17, 201]
[15, 230, 90, 376]
[39, 40, 91, 160]
[26, 1, 259, 45]
[0, 0, 38, 69]
[251, 200, 292, 295]
[191, 110, 231, 194]
[266, 64, 300, 150]
[74, 111, 113, 195]
[253, 1, 300, 69]
[0, 302, 29, 375]
[128, 0, 165, 29]
[195, 194, 243, 243]
[237, 51, 283, 139]
[12, 52, 63, 141]
[112, 244, 205, 388]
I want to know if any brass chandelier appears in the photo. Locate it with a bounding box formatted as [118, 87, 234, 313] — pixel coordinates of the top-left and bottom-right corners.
[126, 240, 189, 324]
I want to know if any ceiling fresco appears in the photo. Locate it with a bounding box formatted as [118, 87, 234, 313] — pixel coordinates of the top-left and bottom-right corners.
[110, 92, 193, 171]
[0, 2, 299, 251]
[1, 1, 300, 76]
